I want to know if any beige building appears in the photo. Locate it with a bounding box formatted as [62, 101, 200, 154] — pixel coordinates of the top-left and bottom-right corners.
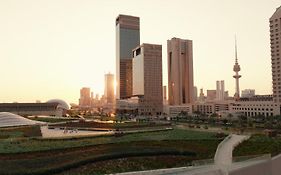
[104, 73, 115, 104]
[79, 87, 91, 107]
[168, 37, 194, 105]
[207, 90, 217, 101]
[116, 14, 140, 99]
[132, 43, 163, 116]
[270, 7, 281, 103]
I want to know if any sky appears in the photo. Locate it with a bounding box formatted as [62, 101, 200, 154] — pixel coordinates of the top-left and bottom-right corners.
[0, 0, 280, 104]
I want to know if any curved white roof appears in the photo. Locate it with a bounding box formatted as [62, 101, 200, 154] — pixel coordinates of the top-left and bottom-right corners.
[0, 112, 44, 128]
[46, 99, 70, 110]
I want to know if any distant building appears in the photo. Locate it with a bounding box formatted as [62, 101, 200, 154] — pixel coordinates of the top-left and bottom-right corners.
[79, 87, 91, 108]
[132, 43, 163, 116]
[104, 73, 115, 104]
[116, 14, 140, 99]
[0, 99, 69, 117]
[216, 80, 225, 101]
[168, 37, 194, 105]
[194, 86, 198, 102]
[207, 90, 216, 101]
[241, 89, 255, 98]
[199, 88, 205, 102]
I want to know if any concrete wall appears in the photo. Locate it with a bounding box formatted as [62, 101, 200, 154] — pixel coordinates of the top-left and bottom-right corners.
[229, 154, 281, 175]
[229, 160, 272, 175]
[271, 154, 281, 175]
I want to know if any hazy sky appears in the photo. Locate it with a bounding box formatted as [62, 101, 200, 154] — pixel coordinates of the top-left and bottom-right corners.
[0, 0, 280, 104]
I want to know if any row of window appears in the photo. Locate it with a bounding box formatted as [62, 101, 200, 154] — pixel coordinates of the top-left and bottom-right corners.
[232, 107, 273, 111]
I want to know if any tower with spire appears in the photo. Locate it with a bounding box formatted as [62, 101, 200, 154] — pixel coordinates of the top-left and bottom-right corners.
[233, 37, 241, 100]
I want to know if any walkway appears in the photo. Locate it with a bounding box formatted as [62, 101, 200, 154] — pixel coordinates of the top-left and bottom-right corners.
[214, 134, 250, 169]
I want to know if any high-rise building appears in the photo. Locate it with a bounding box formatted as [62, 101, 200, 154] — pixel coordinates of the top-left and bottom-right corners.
[167, 37, 194, 105]
[233, 38, 241, 100]
[79, 87, 91, 107]
[116, 14, 140, 99]
[270, 7, 281, 103]
[132, 43, 163, 115]
[194, 86, 198, 102]
[104, 73, 115, 104]
[216, 80, 225, 101]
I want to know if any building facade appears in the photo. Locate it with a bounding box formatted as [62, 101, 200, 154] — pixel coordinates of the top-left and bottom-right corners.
[168, 37, 194, 105]
[241, 89, 255, 98]
[216, 80, 225, 101]
[132, 43, 163, 115]
[207, 90, 217, 101]
[104, 73, 115, 104]
[116, 14, 140, 99]
[79, 87, 91, 108]
[270, 7, 281, 103]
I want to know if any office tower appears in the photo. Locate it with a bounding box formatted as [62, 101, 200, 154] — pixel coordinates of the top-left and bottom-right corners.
[233, 38, 241, 100]
[270, 7, 281, 103]
[132, 43, 163, 115]
[194, 86, 198, 102]
[167, 37, 194, 105]
[116, 14, 140, 99]
[216, 80, 225, 101]
[104, 73, 115, 104]
[79, 87, 91, 107]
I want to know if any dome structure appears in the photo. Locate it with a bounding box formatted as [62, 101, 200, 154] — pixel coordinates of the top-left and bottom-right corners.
[0, 112, 44, 128]
[46, 99, 70, 110]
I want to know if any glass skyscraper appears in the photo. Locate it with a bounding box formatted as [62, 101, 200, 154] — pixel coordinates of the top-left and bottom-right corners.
[116, 14, 140, 99]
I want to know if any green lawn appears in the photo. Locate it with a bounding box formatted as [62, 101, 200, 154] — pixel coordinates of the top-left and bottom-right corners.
[0, 128, 218, 154]
[57, 156, 195, 175]
[233, 134, 281, 157]
[0, 128, 223, 175]
[29, 117, 77, 123]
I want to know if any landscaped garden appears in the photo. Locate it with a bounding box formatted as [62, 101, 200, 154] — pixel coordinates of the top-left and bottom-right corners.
[233, 134, 281, 157]
[0, 127, 224, 175]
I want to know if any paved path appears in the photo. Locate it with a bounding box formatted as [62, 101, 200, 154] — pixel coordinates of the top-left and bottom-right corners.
[40, 126, 113, 138]
[214, 134, 250, 170]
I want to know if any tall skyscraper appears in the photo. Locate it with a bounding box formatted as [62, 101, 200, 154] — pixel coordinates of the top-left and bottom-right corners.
[132, 43, 163, 115]
[167, 37, 194, 105]
[79, 87, 91, 107]
[233, 38, 241, 100]
[270, 7, 281, 103]
[116, 14, 140, 99]
[104, 73, 115, 104]
[216, 80, 225, 101]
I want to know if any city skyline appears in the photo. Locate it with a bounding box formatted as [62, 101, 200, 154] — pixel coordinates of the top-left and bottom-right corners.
[0, 0, 280, 103]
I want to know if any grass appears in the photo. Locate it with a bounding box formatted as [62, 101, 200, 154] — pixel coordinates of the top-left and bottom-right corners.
[29, 117, 77, 123]
[0, 126, 41, 139]
[233, 134, 281, 157]
[0, 128, 218, 154]
[0, 140, 220, 175]
[0, 128, 223, 175]
[56, 155, 195, 175]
